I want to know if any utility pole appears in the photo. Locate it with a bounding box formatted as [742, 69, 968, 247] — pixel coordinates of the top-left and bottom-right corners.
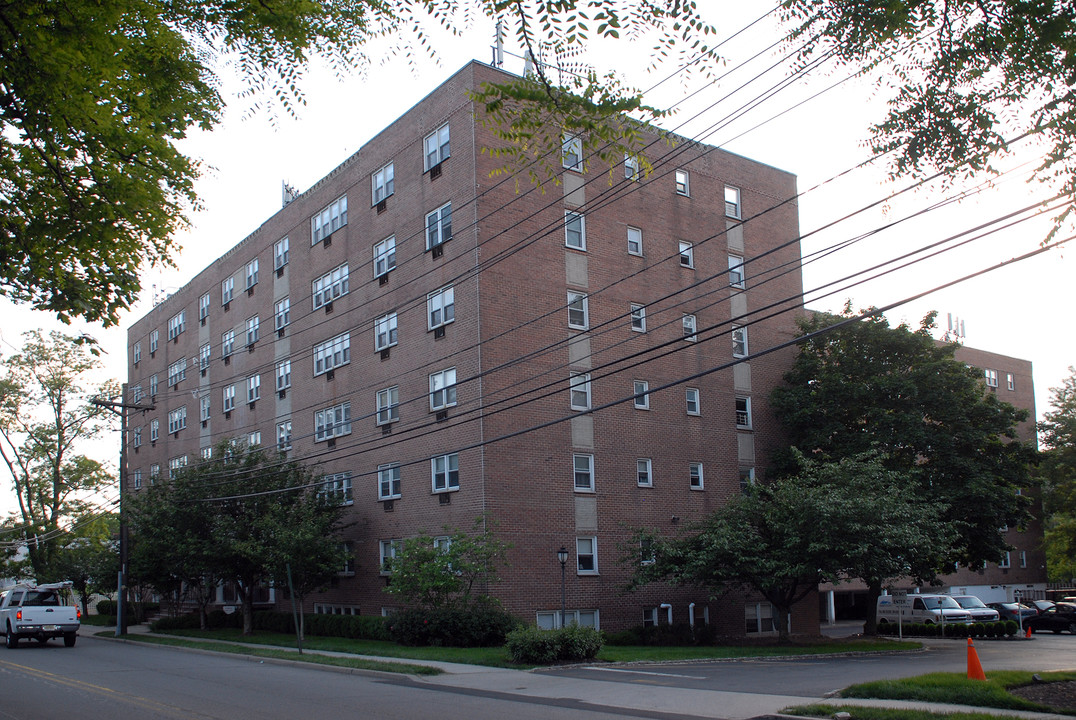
[93, 385, 154, 636]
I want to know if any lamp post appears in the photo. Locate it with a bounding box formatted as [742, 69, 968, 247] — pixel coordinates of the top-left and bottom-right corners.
[556, 546, 568, 629]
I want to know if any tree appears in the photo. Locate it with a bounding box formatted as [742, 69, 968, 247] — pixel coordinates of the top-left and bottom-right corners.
[0, 1, 716, 325]
[779, 0, 1076, 232]
[384, 516, 510, 610]
[51, 512, 119, 617]
[0, 330, 117, 580]
[633, 454, 951, 641]
[1038, 367, 1076, 582]
[770, 308, 1035, 573]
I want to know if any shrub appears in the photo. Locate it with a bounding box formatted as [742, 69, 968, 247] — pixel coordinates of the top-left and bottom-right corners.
[96, 600, 160, 616]
[505, 624, 604, 664]
[388, 605, 522, 647]
[1004, 620, 1018, 636]
[603, 622, 716, 646]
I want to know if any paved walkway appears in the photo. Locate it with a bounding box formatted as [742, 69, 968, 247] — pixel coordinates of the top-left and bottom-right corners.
[97, 624, 1070, 720]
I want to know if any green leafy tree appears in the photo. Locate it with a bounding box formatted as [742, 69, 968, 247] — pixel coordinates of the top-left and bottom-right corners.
[384, 516, 510, 610]
[1039, 367, 1076, 582]
[633, 454, 950, 641]
[52, 512, 119, 617]
[0, 330, 117, 580]
[770, 307, 1035, 572]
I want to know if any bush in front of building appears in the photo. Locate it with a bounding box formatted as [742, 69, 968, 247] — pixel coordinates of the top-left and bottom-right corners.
[96, 600, 160, 616]
[388, 605, 522, 647]
[505, 624, 604, 664]
[150, 610, 390, 640]
[604, 622, 717, 646]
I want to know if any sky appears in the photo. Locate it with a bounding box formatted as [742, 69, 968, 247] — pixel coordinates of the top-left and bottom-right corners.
[1, 4, 1073, 516]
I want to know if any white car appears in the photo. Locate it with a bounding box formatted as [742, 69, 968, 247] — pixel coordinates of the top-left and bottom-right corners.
[877, 594, 973, 624]
[950, 595, 1001, 622]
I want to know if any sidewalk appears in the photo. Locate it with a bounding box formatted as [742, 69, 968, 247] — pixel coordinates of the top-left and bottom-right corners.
[98, 625, 1071, 720]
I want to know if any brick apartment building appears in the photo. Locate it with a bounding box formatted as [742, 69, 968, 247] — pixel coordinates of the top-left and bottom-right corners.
[136, 58, 1055, 637]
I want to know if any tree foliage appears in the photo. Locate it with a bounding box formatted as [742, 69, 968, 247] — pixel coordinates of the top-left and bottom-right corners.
[633, 454, 951, 641]
[51, 512, 119, 617]
[770, 307, 1035, 572]
[1039, 367, 1076, 581]
[0, 330, 117, 580]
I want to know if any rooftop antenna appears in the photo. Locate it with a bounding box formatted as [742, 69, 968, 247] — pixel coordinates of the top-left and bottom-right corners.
[492, 20, 504, 68]
[945, 312, 967, 343]
[523, 48, 534, 77]
[282, 181, 298, 208]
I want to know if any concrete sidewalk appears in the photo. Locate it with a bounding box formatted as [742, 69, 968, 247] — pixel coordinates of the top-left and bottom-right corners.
[98, 625, 1071, 720]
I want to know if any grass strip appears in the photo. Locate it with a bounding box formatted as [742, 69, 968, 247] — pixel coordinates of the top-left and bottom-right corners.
[598, 638, 917, 662]
[784, 703, 1029, 720]
[840, 671, 1076, 715]
[99, 631, 441, 675]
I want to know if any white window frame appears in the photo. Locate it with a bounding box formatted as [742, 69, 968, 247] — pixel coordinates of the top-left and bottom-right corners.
[729, 255, 746, 289]
[131, 386, 143, 404]
[376, 386, 399, 426]
[199, 343, 211, 371]
[576, 537, 597, 574]
[431, 453, 460, 493]
[565, 211, 586, 250]
[633, 380, 649, 410]
[427, 286, 455, 330]
[627, 226, 643, 256]
[378, 463, 401, 500]
[200, 446, 212, 461]
[247, 374, 261, 404]
[567, 292, 589, 330]
[686, 387, 701, 415]
[314, 332, 351, 376]
[222, 385, 235, 412]
[736, 396, 752, 429]
[624, 153, 640, 181]
[133, 427, 142, 448]
[131, 469, 142, 490]
[679, 241, 694, 268]
[690, 462, 704, 490]
[200, 395, 211, 423]
[245, 258, 259, 290]
[314, 402, 352, 442]
[630, 303, 646, 332]
[429, 368, 458, 411]
[149, 374, 158, 397]
[168, 311, 185, 341]
[373, 236, 396, 277]
[573, 453, 595, 492]
[372, 162, 395, 204]
[985, 368, 999, 387]
[683, 314, 698, 342]
[149, 329, 159, 354]
[149, 464, 160, 482]
[133, 341, 142, 365]
[276, 359, 292, 391]
[374, 313, 398, 351]
[247, 431, 261, 448]
[426, 202, 452, 250]
[570, 372, 592, 410]
[379, 539, 401, 575]
[274, 236, 289, 271]
[167, 407, 187, 434]
[562, 134, 583, 172]
[725, 185, 742, 219]
[246, 315, 260, 345]
[1019, 550, 1027, 568]
[424, 123, 450, 170]
[740, 467, 756, 492]
[150, 419, 159, 442]
[675, 169, 690, 196]
[1007, 373, 1015, 391]
[311, 194, 348, 245]
[637, 458, 653, 487]
[221, 330, 235, 358]
[221, 277, 234, 306]
[274, 297, 290, 331]
[732, 325, 748, 357]
[199, 293, 210, 321]
[999, 551, 1011, 569]
[168, 455, 188, 480]
[167, 358, 186, 387]
[320, 472, 353, 504]
[312, 263, 349, 310]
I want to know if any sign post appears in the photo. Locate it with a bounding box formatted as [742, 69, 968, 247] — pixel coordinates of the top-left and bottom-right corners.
[892, 591, 909, 640]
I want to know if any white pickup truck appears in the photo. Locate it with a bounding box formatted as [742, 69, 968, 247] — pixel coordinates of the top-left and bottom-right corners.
[0, 582, 81, 648]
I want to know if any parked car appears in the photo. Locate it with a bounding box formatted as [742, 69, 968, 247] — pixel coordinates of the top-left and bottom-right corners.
[1030, 599, 1057, 614]
[987, 602, 1038, 623]
[877, 594, 973, 624]
[1026, 602, 1076, 634]
[949, 595, 1001, 622]
[1, 582, 80, 648]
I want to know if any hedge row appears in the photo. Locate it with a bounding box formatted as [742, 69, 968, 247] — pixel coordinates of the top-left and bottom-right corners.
[505, 624, 604, 663]
[605, 622, 717, 647]
[877, 620, 1019, 637]
[151, 610, 390, 640]
[387, 606, 522, 647]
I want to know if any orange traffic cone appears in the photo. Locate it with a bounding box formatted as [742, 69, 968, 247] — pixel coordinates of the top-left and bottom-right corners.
[967, 638, 987, 681]
[1026, 625, 1033, 638]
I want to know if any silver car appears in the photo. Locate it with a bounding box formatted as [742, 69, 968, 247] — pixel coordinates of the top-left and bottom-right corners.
[950, 595, 1001, 622]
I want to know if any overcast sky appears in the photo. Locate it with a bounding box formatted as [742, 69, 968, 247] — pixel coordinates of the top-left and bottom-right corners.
[1, 5, 1072, 517]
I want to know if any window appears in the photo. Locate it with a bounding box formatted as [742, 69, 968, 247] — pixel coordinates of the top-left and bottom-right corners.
[320, 472, 353, 504]
[373, 236, 396, 277]
[679, 241, 694, 268]
[624, 153, 641, 181]
[314, 332, 351, 375]
[429, 368, 457, 411]
[311, 194, 348, 245]
[424, 123, 450, 170]
[222, 330, 235, 358]
[570, 372, 592, 410]
[576, 537, 597, 574]
[222, 385, 235, 412]
[314, 402, 352, 442]
[725, 185, 742, 219]
[199, 343, 211, 371]
[149, 374, 158, 397]
[149, 329, 159, 354]
[247, 431, 261, 447]
[168, 455, 187, 479]
[312, 264, 349, 309]
[999, 551, 1011, 569]
[690, 462, 704, 490]
[562, 134, 582, 171]
[376, 386, 399, 425]
[273, 297, 290, 331]
[150, 418, 160, 442]
[339, 541, 356, 575]
[133, 341, 142, 365]
[245, 258, 259, 290]
[567, 292, 589, 329]
[564, 211, 586, 250]
[675, 169, 689, 196]
[201, 446, 212, 461]
[168, 407, 187, 434]
[985, 368, 999, 387]
[637, 458, 653, 487]
[378, 463, 401, 500]
[633, 380, 649, 409]
[276, 359, 292, 391]
[199, 293, 210, 322]
[1019, 550, 1027, 568]
[686, 387, 700, 415]
[630, 304, 646, 332]
[168, 311, 185, 341]
[732, 325, 748, 357]
[746, 603, 777, 635]
[200, 395, 210, 422]
[640, 538, 655, 565]
[729, 255, 745, 288]
[221, 277, 234, 306]
[683, 314, 698, 341]
[573, 454, 594, 492]
[425, 203, 452, 250]
[149, 464, 160, 482]
[739, 467, 756, 493]
[431, 453, 460, 492]
[167, 359, 186, 387]
[374, 313, 398, 351]
[132, 427, 142, 448]
[247, 375, 260, 404]
[627, 226, 643, 256]
[1007, 373, 1015, 391]
[274, 237, 289, 271]
[131, 386, 143, 404]
[427, 286, 455, 330]
[372, 162, 394, 204]
[538, 610, 599, 630]
[379, 540, 400, 574]
[246, 315, 259, 345]
[736, 396, 752, 429]
[131, 469, 142, 490]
